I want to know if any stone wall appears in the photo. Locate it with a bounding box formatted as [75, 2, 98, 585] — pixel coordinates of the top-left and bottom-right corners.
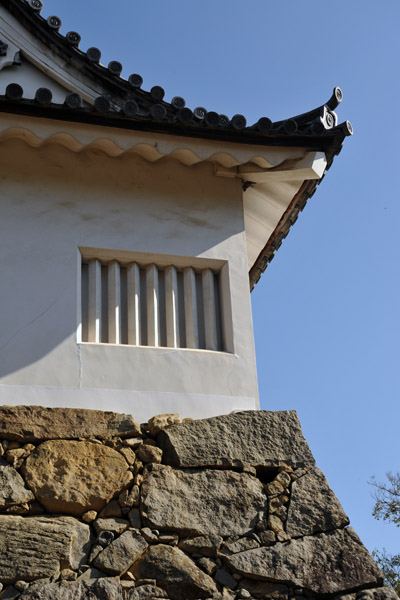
[0, 406, 395, 600]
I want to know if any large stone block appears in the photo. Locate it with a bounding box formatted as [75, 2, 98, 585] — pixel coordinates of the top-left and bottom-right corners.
[0, 405, 141, 442]
[23, 440, 132, 515]
[0, 516, 91, 584]
[129, 584, 168, 599]
[133, 544, 218, 600]
[351, 588, 400, 600]
[18, 577, 123, 599]
[286, 467, 350, 537]
[158, 410, 315, 468]
[223, 527, 382, 595]
[140, 464, 266, 536]
[239, 579, 290, 600]
[0, 457, 34, 508]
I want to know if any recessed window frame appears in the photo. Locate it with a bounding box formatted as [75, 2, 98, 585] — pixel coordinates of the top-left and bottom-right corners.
[77, 247, 234, 353]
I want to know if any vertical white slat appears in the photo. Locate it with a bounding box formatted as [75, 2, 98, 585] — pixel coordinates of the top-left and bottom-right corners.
[88, 259, 102, 343]
[127, 262, 141, 346]
[219, 263, 234, 353]
[183, 267, 199, 348]
[146, 264, 160, 346]
[202, 268, 218, 351]
[165, 265, 180, 348]
[77, 252, 84, 343]
[108, 260, 121, 344]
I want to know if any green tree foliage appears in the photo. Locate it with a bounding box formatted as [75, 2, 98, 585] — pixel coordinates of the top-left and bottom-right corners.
[372, 549, 400, 595]
[370, 472, 400, 526]
[370, 472, 400, 594]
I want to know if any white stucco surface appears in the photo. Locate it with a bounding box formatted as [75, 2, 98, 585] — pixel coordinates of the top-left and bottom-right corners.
[0, 137, 259, 417]
[0, 385, 256, 423]
[0, 56, 73, 104]
[0, 112, 326, 274]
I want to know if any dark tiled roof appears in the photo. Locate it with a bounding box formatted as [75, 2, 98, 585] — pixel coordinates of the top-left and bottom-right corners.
[1, 0, 352, 153]
[0, 0, 353, 289]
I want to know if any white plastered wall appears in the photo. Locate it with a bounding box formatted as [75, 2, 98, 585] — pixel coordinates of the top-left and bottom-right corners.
[0, 4, 328, 420]
[0, 136, 259, 420]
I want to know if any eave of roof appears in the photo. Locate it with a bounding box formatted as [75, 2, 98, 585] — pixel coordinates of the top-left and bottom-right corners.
[0, 93, 352, 154]
[0, 0, 353, 290]
[1, 0, 352, 155]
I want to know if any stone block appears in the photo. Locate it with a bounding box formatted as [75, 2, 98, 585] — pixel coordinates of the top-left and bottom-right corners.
[0, 457, 34, 508]
[133, 544, 217, 600]
[0, 406, 141, 442]
[158, 410, 315, 468]
[141, 465, 266, 536]
[22, 440, 132, 516]
[0, 516, 91, 584]
[147, 414, 180, 436]
[286, 467, 350, 537]
[223, 528, 382, 596]
[18, 577, 123, 599]
[93, 530, 148, 575]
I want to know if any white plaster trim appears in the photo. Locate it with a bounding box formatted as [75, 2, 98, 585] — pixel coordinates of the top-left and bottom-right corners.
[235, 151, 327, 182]
[79, 247, 227, 270]
[0, 113, 320, 170]
[0, 384, 257, 422]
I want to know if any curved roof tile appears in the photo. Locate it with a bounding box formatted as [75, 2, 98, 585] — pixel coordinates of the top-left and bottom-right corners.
[1, 0, 352, 160]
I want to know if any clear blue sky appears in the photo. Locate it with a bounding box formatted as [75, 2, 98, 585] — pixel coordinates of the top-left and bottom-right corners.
[40, 0, 399, 555]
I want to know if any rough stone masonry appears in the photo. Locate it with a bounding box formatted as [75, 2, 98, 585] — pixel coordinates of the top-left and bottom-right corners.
[0, 406, 396, 600]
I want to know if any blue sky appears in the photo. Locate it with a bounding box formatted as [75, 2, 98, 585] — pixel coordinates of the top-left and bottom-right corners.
[39, 0, 399, 555]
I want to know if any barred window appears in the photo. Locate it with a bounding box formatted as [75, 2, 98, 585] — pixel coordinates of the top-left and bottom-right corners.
[79, 248, 232, 352]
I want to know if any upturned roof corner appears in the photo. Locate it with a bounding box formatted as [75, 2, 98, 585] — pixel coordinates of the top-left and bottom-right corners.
[0, 0, 352, 152]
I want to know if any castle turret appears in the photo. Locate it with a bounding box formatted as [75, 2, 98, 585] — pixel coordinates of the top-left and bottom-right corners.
[0, 0, 352, 420]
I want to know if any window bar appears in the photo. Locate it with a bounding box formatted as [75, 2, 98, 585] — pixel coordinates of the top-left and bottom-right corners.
[127, 262, 141, 346]
[165, 265, 180, 348]
[108, 260, 121, 344]
[87, 259, 102, 343]
[146, 264, 160, 347]
[202, 268, 218, 351]
[183, 266, 199, 349]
